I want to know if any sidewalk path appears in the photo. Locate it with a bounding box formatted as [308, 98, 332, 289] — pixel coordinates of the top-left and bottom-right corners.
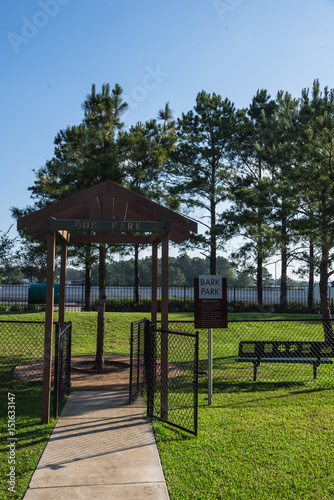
[24, 391, 169, 499]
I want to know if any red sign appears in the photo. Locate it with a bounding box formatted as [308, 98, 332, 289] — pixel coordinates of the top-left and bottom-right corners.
[194, 276, 228, 329]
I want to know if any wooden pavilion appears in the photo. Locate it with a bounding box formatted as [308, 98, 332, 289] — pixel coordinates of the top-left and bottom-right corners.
[17, 180, 197, 423]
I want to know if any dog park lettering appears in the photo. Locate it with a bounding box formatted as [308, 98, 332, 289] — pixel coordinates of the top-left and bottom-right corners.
[48, 217, 167, 234]
[74, 220, 142, 231]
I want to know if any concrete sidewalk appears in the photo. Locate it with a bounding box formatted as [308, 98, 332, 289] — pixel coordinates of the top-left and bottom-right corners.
[24, 391, 169, 499]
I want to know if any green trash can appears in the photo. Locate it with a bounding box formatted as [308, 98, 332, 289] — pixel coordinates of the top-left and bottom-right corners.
[28, 283, 60, 304]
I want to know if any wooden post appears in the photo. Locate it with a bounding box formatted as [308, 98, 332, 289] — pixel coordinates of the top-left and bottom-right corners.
[161, 234, 169, 419]
[151, 242, 158, 325]
[41, 230, 56, 424]
[161, 235, 169, 329]
[58, 241, 67, 328]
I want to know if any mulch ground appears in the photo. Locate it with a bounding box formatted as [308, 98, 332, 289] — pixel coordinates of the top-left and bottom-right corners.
[14, 356, 131, 391]
[14, 355, 183, 391]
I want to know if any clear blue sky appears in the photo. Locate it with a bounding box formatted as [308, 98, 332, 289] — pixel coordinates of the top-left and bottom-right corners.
[1, 0, 334, 259]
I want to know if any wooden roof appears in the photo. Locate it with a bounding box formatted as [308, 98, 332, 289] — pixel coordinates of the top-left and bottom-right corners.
[17, 180, 197, 244]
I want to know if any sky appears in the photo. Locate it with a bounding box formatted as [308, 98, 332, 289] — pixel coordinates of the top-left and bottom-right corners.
[1, 0, 334, 276]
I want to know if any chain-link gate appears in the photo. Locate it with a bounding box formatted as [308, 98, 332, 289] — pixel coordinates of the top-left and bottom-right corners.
[53, 321, 72, 418]
[130, 320, 199, 436]
[129, 319, 150, 403]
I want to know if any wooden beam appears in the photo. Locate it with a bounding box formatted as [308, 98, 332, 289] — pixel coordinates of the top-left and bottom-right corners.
[58, 241, 67, 328]
[161, 234, 169, 329]
[151, 242, 158, 325]
[160, 234, 169, 420]
[149, 233, 162, 244]
[56, 230, 70, 243]
[41, 231, 55, 424]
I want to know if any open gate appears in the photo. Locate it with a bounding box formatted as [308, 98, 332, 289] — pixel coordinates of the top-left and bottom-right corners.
[129, 319, 150, 403]
[130, 320, 199, 436]
[53, 321, 72, 418]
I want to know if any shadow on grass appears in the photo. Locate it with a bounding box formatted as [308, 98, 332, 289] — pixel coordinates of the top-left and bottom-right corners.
[210, 380, 306, 393]
[151, 418, 194, 443]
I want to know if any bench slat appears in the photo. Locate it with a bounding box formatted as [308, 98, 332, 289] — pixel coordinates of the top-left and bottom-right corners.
[236, 357, 333, 364]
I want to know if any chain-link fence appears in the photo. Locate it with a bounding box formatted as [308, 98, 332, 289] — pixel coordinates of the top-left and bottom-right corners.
[0, 320, 56, 391]
[147, 326, 199, 435]
[166, 319, 334, 391]
[129, 319, 149, 403]
[53, 322, 72, 418]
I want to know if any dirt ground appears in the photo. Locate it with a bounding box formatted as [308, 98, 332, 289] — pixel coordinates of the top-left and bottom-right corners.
[14, 356, 131, 391]
[14, 355, 183, 391]
[70, 356, 131, 391]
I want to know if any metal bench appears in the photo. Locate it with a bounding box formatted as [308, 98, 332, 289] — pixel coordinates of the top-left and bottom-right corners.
[235, 341, 334, 381]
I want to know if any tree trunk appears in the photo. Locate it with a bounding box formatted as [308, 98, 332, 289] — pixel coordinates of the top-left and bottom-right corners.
[257, 254, 263, 311]
[319, 245, 334, 343]
[307, 239, 314, 312]
[84, 244, 92, 311]
[280, 220, 288, 313]
[134, 244, 140, 310]
[94, 244, 106, 369]
[210, 194, 216, 275]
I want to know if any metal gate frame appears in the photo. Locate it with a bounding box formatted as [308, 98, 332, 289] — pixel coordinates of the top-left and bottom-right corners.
[53, 321, 72, 418]
[130, 320, 199, 436]
[129, 319, 150, 403]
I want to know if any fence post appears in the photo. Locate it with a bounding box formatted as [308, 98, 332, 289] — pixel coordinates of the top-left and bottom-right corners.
[194, 330, 199, 437]
[129, 322, 134, 404]
[146, 321, 156, 417]
[67, 322, 72, 390]
[53, 323, 60, 419]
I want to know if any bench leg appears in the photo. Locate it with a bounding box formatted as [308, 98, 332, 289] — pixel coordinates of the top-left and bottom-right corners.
[253, 363, 258, 382]
[313, 364, 317, 380]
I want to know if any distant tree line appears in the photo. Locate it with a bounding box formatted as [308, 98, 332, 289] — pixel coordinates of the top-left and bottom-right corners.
[80, 255, 255, 287]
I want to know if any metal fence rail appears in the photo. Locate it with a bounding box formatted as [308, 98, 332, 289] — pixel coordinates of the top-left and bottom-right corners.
[53, 322, 72, 418]
[0, 284, 322, 313]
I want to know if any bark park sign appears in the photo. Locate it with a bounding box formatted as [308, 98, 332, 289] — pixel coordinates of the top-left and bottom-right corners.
[194, 275, 228, 328]
[48, 218, 167, 235]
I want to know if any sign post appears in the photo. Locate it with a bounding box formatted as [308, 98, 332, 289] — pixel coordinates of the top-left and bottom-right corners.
[208, 328, 213, 405]
[194, 275, 228, 406]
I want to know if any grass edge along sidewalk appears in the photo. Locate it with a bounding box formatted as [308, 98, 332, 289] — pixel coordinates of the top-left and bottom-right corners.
[153, 386, 334, 500]
[1, 311, 333, 499]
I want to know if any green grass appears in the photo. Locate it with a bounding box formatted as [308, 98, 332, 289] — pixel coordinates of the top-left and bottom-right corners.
[0, 389, 59, 500]
[153, 387, 334, 499]
[0, 310, 332, 499]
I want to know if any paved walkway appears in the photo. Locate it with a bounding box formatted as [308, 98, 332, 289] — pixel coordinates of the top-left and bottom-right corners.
[24, 391, 169, 499]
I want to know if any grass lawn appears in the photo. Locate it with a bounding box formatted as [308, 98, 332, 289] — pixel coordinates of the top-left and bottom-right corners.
[153, 386, 334, 499]
[0, 311, 333, 499]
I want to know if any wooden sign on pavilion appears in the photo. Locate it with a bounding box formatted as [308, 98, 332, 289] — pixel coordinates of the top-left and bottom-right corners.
[17, 180, 197, 423]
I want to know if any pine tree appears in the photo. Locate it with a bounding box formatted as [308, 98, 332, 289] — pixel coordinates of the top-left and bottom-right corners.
[169, 91, 237, 274]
